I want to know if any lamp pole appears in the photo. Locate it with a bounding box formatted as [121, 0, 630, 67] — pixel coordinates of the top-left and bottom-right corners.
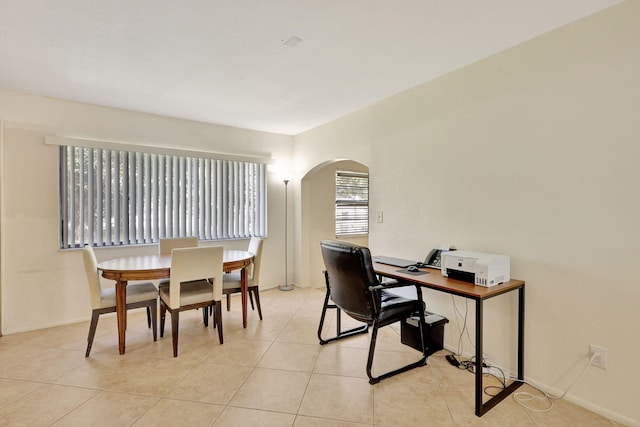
[279, 179, 293, 291]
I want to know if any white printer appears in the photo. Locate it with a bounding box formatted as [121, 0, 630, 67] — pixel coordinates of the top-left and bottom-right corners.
[441, 250, 510, 287]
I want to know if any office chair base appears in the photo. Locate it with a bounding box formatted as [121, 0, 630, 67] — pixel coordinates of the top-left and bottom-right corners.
[366, 318, 428, 384]
[317, 280, 369, 344]
[368, 355, 428, 384]
[319, 324, 369, 345]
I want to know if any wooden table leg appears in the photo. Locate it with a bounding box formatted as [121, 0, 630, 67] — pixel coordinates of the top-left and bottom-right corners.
[115, 279, 127, 355]
[241, 266, 248, 328]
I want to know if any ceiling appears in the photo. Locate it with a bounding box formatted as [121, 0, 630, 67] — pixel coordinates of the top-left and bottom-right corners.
[0, 0, 623, 135]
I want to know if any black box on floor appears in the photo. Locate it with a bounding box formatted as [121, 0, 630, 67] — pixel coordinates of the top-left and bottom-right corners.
[400, 311, 449, 356]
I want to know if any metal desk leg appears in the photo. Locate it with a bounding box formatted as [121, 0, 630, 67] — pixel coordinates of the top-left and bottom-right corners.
[476, 286, 525, 416]
[518, 286, 525, 380]
[475, 299, 484, 416]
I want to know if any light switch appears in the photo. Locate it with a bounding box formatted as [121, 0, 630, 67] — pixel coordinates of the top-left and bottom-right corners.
[376, 211, 384, 223]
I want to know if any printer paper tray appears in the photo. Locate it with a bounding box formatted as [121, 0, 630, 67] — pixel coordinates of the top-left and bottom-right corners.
[445, 269, 475, 284]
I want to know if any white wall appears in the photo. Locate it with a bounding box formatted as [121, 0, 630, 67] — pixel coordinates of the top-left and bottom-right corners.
[293, 2, 639, 424]
[0, 90, 294, 334]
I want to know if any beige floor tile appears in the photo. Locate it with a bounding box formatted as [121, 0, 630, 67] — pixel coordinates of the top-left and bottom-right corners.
[298, 374, 374, 424]
[0, 344, 86, 382]
[133, 398, 225, 427]
[259, 306, 300, 324]
[0, 384, 98, 427]
[229, 367, 311, 414]
[213, 406, 296, 426]
[429, 352, 476, 389]
[164, 362, 254, 405]
[223, 318, 288, 342]
[202, 338, 272, 366]
[276, 318, 325, 345]
[523, 392, 620, 426]
[441, 386, 534, 426]
[51, 391, 159, 427]
[54, 352, 196, 396]
[7, 322, 89, 352]
[0, 378, 44, 409]
[258, 342, 321, 372]
[293, 415, 371, 427]
[374, 381, 453, 426]
[313, 345, 369, 379]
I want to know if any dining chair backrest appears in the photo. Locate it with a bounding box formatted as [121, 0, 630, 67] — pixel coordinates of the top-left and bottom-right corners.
[82, 245, 102, 310]
[159, 237, 199, 255]
[168, 246, 224, 309]
[247, 237, 264, 282]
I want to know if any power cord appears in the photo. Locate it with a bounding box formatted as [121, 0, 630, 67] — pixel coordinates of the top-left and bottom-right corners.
[446, 351, 598, 413]
[510, 352, 598, 412]
[451, 296, 470, 356]
[450, 296, 488, 362]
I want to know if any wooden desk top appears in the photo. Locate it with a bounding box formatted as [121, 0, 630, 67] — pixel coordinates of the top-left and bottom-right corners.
[373, 262, 524, 300]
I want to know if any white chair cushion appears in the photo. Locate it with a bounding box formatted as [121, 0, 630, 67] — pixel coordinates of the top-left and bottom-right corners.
[100, 282, 158, 309]
[223, 272, 254, 290]
[159, 280, 215, 307]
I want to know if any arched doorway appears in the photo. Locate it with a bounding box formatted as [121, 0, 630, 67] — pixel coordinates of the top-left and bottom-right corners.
[299, 159, 369, 288]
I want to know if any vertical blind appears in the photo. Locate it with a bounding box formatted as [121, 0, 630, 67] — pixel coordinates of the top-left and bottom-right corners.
[59, 145, 267, 248]
[335, 170, 369, 235]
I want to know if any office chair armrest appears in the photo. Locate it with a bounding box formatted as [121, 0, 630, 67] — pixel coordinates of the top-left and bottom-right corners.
[369, 280, 415, 291]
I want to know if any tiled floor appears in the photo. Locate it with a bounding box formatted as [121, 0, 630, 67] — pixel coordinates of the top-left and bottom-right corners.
[0, 287, 622, 426]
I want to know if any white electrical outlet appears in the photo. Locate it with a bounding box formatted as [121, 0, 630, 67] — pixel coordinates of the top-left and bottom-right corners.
[590, 344, 608, 369]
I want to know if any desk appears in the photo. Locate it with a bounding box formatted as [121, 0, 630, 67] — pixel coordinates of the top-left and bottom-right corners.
[98, 250, 254, 355]
[374, 262, 525, 417]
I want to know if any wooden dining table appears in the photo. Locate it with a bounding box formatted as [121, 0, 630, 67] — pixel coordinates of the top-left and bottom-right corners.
[97, 249, 254, 355]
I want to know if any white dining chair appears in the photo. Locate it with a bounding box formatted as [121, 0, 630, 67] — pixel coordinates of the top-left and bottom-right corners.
[83, 245, 158, 357]
[158, 237, 199, 288]
[159, 246, 224, 357]
[159, 237, 199, 255]
[222, 237, 264, 320]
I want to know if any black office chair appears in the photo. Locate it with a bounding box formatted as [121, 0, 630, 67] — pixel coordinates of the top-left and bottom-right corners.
[317, 240, 428, 384]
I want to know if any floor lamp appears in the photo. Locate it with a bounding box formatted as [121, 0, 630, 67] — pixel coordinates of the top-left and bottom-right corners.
[279, 179, 293, 291]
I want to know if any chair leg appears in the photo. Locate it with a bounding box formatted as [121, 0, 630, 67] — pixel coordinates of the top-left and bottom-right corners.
[214, 302, 223, 344]
[366, 322, 380, 384]
[85, 311, 100, 357]
[149, 302, 157, 342]
[252, 288, 263, 320]
[248, 290, 255, 310]
[146, 306, 151, 328]
[160, 303, 166, 338]
[171, 310, 179, 357]
[366, 317, 428, 385]
[318, 272, 368, 345]
[226, 294, 231, 311]
[202, 305, 209, 327]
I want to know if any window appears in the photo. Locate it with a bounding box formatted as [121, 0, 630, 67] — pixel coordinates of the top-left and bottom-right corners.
[59, 145, 267, 248]
[335, 170, 369, 236]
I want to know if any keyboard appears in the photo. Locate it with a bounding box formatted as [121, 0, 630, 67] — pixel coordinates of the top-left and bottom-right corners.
[372, 256, 418, 268]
